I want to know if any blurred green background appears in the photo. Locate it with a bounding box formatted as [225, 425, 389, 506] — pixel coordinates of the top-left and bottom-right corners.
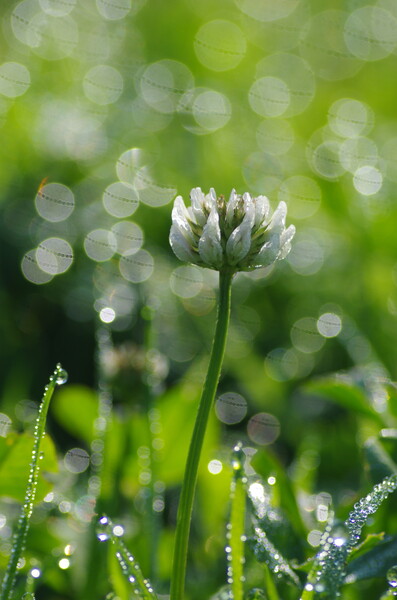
[1, 0, 397, 598]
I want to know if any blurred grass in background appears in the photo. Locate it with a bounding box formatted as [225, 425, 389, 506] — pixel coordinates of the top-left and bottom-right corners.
[1, 0, 397, 598]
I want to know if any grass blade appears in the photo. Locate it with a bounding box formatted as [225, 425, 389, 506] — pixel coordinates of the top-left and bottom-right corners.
[303, 474, 397, 599]
[0, 364, 67, 600]
[228, 444, 246, 600]
[97, 515, 158, 599]
[252, 525, 300, 588]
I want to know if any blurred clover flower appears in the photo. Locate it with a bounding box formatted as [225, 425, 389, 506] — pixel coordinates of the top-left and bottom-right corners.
[170, 187, 295, 272]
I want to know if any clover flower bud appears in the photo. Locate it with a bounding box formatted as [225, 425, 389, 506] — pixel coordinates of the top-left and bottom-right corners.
[169, 188, 295, 272]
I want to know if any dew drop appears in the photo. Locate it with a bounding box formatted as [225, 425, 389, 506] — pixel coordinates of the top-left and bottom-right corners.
[387, 565, 397, 588]
[96, 516, 111, 541]
[56, 368, 68, 386]
[30, 567, 41, 579]
[231, 442, 244, 472]
[112, 524, 124, 537]
[305, 583, 314, 591]
[331, 524, 349, 547]
[314, 581, 326, 592]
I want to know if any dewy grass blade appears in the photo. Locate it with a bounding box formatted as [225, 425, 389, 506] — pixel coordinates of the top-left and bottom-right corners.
[301, 474, 397, 600]
[252, 525, 300, 587]
[228, 443, 246, 600]
[96, 515, 158, 599]
[0, 363, 67, 600]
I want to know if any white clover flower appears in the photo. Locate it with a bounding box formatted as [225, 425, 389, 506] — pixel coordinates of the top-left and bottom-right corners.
[169, 188, 295, 272]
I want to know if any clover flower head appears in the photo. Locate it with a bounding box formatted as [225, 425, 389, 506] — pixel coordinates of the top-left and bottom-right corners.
[169, 188, 295, 272]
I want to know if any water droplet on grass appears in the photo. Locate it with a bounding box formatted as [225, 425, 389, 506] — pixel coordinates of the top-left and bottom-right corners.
[387, 565, 397, 588]
[314, 579, 326, 592]
[231, 442, 244, 471]
[96, 516, 111, 541]
[30, 568, 41, 579]
[55, 369, 68, 385]
[331, 524, 349, 547]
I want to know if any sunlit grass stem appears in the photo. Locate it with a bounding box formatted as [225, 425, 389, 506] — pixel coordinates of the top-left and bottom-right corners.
[170, 270, 234, 600]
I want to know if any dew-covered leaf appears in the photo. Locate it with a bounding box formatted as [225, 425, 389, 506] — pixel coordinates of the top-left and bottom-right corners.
[249, 526, 300, 587]
[303, 475, 397, 599]
[249, 491, 301, 563]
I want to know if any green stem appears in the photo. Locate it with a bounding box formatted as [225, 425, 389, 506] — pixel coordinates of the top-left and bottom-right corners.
[170, 270, 234, 600]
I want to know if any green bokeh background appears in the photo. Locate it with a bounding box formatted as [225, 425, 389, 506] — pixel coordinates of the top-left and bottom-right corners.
[1, 0, 397, 598]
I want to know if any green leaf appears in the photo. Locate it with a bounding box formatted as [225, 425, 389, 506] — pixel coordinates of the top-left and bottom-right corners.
[348, 532, 385, 562]
[52, 385, 98, 444]
[303, 379, 385, 426]
[0, 433, 57, 502]
[346, 535, 397, 583]
[363, 437, 397, 482]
